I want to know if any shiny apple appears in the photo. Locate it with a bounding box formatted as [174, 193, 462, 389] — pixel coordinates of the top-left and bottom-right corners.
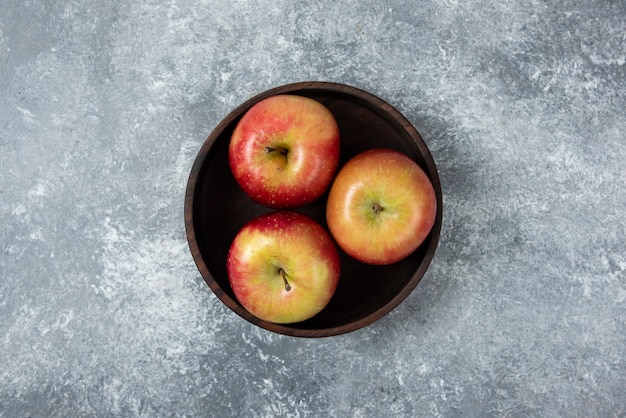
[326, 148, 437, 265]
[227, 210, 340, 324]
[228, 94, 340, 208]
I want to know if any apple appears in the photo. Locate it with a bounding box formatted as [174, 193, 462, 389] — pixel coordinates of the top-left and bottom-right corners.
[229, 94, 340, 208]
[326, 148, 437, 265]
[227, 210, 341, 324]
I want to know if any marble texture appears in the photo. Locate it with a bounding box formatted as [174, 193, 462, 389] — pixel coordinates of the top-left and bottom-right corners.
[1, 0, 625, 416]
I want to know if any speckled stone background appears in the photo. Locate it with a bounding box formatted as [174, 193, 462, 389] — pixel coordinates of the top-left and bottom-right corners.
[1, 0, 625, 416]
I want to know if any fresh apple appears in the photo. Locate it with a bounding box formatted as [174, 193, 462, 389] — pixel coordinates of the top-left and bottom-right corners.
[227, 210, 340, 324]
[229, 94, 340, 208]
[326, 148, 437, 265]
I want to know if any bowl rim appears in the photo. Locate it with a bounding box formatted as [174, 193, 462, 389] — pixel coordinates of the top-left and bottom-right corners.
[184, 81, 443, 338]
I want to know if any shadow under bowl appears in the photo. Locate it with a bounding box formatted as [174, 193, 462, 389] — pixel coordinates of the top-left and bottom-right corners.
[185, 81, 443, 337]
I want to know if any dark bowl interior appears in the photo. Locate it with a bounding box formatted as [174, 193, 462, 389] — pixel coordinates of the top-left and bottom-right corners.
[185, 81, 443, 337]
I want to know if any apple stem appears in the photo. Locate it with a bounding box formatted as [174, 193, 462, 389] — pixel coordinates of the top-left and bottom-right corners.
[372, 203, 384, 214]
[279, 268, 291, 292]
[265, 146, 289, 156]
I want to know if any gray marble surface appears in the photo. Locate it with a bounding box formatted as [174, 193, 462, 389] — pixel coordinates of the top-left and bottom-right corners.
[1, 0, 625, 417]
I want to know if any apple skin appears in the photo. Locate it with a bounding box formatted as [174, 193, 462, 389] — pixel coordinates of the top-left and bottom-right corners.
[229, 94, 341, 209]
[326, 148, 437, 265]
[226, 210, 341, 324]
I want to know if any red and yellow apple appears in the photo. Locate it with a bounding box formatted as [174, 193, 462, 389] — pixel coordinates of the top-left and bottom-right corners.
[227, 210, 340, 324]
[229, 94, 340, 208]
[326, 148, 437, 265]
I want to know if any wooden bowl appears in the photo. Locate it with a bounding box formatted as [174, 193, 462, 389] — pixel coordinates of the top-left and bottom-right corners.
[185, 81, 442, 337]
